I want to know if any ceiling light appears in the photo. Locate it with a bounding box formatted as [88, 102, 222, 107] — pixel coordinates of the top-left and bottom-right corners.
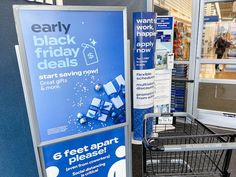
[222, 17, 233, 20]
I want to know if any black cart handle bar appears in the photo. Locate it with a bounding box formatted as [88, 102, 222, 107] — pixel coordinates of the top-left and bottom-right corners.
[161, 142, 236, 152]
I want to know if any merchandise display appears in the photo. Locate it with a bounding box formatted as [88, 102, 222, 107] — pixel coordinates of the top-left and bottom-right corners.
[174, 22, 191, 61]
[171, 64, 188, 112]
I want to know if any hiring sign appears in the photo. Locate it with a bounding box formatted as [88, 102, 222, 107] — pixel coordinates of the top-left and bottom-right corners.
[132, 12, 156, 141]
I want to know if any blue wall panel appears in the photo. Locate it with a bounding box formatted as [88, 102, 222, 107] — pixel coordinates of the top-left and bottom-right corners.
[0, 0, 38, 176]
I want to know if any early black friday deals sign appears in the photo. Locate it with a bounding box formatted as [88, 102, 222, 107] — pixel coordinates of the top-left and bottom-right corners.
[14, 6, 129, 177]
[17, 9, 126, 142]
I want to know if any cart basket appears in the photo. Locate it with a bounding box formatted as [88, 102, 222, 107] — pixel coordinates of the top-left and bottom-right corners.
[142, 112, 236, 177]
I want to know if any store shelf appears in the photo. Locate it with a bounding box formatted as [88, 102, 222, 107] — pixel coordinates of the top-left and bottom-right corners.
[171, 64, 189, 112]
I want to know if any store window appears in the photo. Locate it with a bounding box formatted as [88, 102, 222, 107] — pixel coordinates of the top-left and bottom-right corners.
[197, 1, 236, 115]
[198, 83, 236, 113]
[202, 1, 236, 60]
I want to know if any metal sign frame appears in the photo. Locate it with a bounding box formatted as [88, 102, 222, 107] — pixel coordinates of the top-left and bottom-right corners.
[13, 5, 131, 177]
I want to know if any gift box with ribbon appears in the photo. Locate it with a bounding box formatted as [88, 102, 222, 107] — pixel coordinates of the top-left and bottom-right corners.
[86, 98, 112, 122]
[111, 111, 126, 124]
[103, 75, 125, 109]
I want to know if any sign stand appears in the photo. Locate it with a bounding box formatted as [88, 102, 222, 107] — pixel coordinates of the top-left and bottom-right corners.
[14, 5, 131, 177]
[132, 13, 174, 142]
[132, 12, 156, 142]
[15, 45, 44, 177]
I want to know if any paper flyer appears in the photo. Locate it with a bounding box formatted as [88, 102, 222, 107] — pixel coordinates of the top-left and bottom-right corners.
[154, 16, 174, 114]
[155, 17, 174, 70]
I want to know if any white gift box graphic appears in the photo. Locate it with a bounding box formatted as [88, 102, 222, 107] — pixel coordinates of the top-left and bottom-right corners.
[86, 98, 112, 122]
[103, 75, 125, 109]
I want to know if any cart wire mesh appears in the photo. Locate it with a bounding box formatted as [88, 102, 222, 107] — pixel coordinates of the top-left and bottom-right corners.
[142, 113, 236, 177]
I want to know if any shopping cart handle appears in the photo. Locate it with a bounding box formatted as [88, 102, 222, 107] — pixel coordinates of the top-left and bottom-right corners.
[144, 112, 190, 120]
[162, 142, 236, 152]
[143, 139, 164, 151]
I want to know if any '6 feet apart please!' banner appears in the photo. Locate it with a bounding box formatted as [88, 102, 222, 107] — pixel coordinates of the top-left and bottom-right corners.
[43, 128, 126, 177]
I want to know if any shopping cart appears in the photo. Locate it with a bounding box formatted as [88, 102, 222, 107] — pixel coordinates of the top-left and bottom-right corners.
[142, 112, 236, 177]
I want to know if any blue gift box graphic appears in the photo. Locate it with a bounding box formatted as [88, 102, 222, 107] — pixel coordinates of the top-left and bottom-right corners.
[111, 111, 126, 124]
[86, 98, 112, 122]
[103, 75, 125, 109]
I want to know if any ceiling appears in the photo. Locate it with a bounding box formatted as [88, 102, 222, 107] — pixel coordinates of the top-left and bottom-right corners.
[154, 0, 192, 24]
[219, 2, 236, 19]
[205, 1, 236, 20]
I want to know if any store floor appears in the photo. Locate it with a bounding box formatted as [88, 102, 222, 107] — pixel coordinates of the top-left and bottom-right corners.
[200, 64, 236, 80]
[132, 127, 236, 177]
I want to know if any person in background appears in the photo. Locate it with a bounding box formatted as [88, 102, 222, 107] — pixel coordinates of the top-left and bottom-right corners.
[214, 33, 228, 72]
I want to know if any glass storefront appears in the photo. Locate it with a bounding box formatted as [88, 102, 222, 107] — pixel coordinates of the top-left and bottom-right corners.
[201, 2, 236, 60]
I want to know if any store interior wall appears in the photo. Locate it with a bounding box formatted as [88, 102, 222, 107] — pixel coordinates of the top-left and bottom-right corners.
[0, 0, 39, 177]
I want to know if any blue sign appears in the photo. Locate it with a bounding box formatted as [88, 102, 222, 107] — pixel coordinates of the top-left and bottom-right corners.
[133, 12, 156, 70]
[18, 10, 126, 142]
[156, 17, 173, 30]
[132, 12, 156, 141]
[42, 127, 126, 177]
[204, 16, 219, 22]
